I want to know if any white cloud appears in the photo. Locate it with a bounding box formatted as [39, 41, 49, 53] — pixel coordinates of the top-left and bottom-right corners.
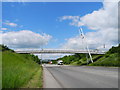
[59, 16, 84, 27]
[62, 28, 118, 50]
[60, 0, 119, 50]
[1, 30, 52, 48]
[4, 21, 18, 27]
[60, 1, 118, 30]
[1, 28, 8, 30]
[80, 1, 118, 30]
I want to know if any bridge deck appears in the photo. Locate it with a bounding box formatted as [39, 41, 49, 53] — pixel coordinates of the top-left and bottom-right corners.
[15, 50, 105, 54]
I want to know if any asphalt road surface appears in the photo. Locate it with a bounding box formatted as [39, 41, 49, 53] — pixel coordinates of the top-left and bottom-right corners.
[43, 64, 118, 88]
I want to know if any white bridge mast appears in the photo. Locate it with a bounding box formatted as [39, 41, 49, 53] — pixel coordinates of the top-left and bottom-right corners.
[79, 27, 93, 63]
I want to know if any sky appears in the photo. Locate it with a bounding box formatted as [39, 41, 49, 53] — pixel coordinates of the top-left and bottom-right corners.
[1, 0, 119, 59]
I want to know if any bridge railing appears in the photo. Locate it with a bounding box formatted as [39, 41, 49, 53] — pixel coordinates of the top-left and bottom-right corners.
[15, 49, 106, 54]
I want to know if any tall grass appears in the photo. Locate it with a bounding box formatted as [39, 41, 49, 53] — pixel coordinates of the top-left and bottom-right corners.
[23, 67, 43, 88]
[2, 51, 41, 88]
[69, 55, 103, 66]
[89, 53, 120, 67]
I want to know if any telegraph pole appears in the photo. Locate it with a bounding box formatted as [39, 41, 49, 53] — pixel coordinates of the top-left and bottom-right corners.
[79, 27, 93, 63]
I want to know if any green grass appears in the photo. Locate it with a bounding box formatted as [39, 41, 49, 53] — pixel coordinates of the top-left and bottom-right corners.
[89, 53, 120, 67]
[0, 52, 2, 89]
[2, 51, 42, 88]
[57, 44, 120, 67]
[23, 67, 43, 88]
[69, 53, 119, 67]
[70, 61, 78, 65]
[69, 55, 103, 66]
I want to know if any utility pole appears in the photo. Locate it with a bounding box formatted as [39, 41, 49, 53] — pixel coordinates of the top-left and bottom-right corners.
[79, 27, 93, 63]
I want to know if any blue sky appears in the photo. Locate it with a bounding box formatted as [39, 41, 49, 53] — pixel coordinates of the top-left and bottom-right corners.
[2, 2, 103, 49]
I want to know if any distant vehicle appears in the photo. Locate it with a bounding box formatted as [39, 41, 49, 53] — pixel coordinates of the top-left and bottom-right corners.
[49, 61, 52, 64]
[57, 60, 63, 65]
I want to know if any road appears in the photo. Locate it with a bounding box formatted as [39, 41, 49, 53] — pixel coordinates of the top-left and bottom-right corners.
[43, 64, 118, 88]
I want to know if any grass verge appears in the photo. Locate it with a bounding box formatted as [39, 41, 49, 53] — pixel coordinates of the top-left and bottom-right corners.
[22, 67, 43, 88]
[2, 51, 42, 88]
[0, 52, 2, 89]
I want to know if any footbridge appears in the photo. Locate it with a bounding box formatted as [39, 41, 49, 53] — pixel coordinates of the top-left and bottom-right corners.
[15, 49, 105, 54]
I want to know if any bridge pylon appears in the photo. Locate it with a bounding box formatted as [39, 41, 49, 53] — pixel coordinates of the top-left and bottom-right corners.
[79, 27, 93, 63]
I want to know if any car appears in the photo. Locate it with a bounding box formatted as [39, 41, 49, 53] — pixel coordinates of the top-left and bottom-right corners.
[57, 60, 63, 65]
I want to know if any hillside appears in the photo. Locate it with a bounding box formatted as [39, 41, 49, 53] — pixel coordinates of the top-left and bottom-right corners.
[89, 44, 120, 67]
[1, 45, 43, 88]
[57, 44, 120, 67]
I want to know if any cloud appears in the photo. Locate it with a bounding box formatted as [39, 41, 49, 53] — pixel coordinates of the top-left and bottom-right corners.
[4, 21, 18, 27]
[62, 28, 118, 50]
[60, 0, 118, 50]
[60, 1, 118, 30]
[1, 28, 8, 30]
[80, 1, 118, 30]
[59, 16, 84, 27]
[1, 30, 52, 48]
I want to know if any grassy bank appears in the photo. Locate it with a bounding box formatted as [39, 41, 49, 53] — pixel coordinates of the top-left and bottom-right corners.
[0, 52, 2, 89]
[89, 44, 120, 67]
[89, 53, 119, 67]
[23, 67, 43, 88]
[56, 44, 120, 67]
[2, 45, 43, 88]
